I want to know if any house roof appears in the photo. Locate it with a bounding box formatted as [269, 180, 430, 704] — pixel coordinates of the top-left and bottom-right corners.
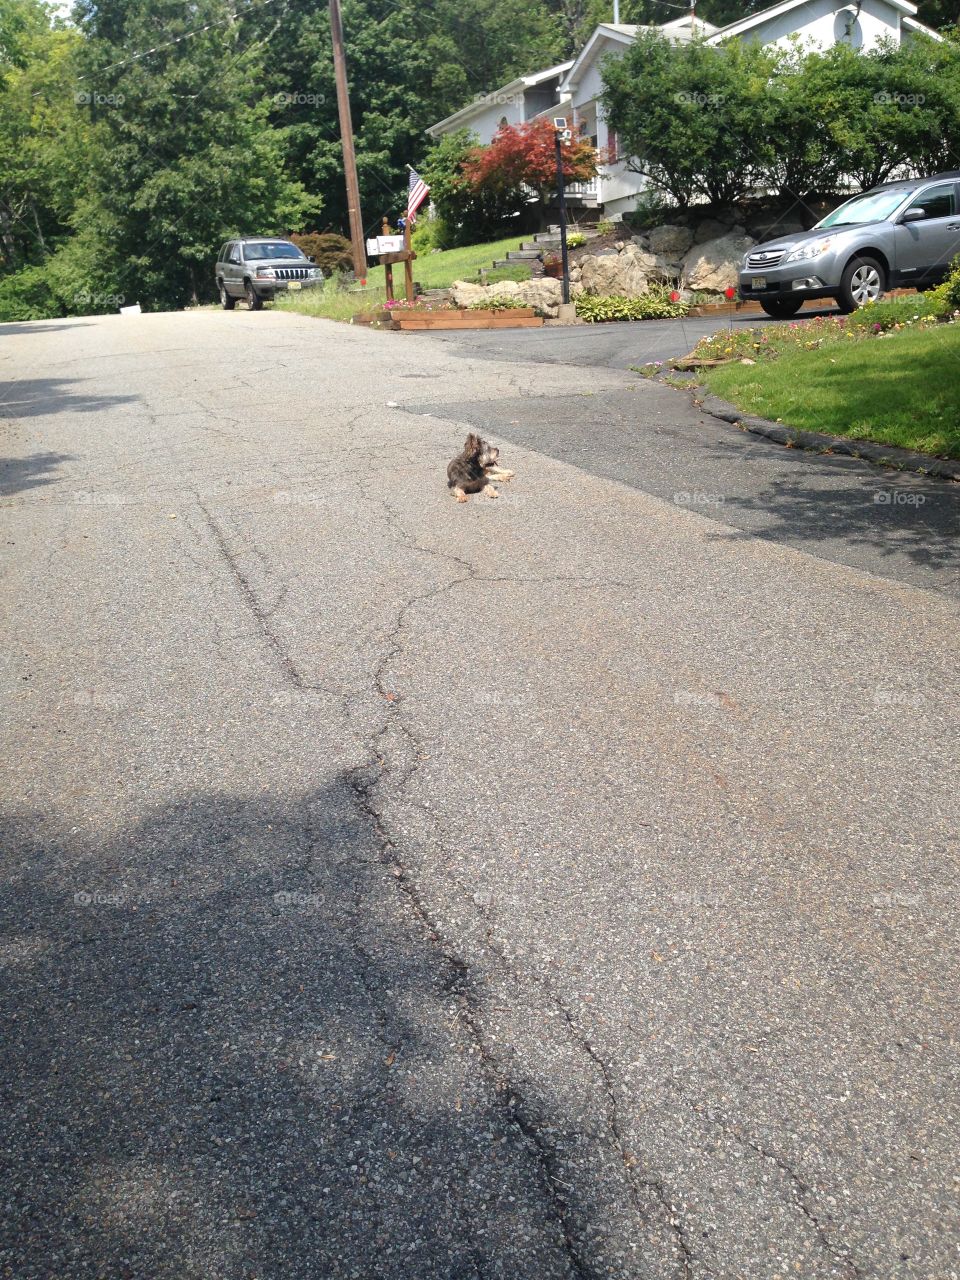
[901, 13, 946, 38]
[707, 0, 917, 43]
[425, 60, 574, 137]
[558, 17, 717, 95]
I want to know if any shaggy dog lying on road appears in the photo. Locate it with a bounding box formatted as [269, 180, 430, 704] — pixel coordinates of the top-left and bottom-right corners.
[446, 433, 514, 503]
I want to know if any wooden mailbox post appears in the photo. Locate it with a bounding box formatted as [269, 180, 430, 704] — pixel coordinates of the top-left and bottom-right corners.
[376, 217, 416, 305]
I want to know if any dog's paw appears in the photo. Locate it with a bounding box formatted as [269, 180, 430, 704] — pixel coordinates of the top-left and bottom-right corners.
[455, 491, 468, 504]
[483, 484, 499, 499]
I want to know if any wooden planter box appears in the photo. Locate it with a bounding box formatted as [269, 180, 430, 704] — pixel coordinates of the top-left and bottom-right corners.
[351, 310, 394, 326]
[391, 308, 543, 331]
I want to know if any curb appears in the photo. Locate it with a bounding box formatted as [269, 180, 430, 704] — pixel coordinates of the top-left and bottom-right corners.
[692, 391, 960, 482]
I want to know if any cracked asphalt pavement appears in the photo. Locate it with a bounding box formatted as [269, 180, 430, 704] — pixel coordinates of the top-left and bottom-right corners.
[2, 310, 958, 1280]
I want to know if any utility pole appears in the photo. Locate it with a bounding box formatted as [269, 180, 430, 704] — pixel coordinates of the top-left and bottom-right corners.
[329, 0, 367, 281]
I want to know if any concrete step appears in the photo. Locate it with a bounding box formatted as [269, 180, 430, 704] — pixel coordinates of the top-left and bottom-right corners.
[506, 249, 542, 260]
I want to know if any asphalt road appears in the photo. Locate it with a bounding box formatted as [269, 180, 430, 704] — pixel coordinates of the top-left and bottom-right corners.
[2, 310, 958, 1280]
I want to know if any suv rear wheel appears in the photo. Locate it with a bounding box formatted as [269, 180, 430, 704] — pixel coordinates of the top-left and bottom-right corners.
[244, 280, 263, 311]
[219, 280, 236, 311]
[759, 297, 803, 319]
[837, 256, 885, 312]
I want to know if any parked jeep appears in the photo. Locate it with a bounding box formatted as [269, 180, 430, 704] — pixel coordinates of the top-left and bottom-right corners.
[739, 171, 960, 317]
[216, 238, 324, 310]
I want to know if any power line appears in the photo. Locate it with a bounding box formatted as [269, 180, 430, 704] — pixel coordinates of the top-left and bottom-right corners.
[74, 0, 282, 83]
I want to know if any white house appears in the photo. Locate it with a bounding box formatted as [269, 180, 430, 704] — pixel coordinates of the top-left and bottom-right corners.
[426, 0, 944, 219]
[425, 61, 574, 148]
[557, 14, 717, 211]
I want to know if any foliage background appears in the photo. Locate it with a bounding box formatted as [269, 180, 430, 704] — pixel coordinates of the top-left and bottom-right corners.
[1, 0, 959, 317]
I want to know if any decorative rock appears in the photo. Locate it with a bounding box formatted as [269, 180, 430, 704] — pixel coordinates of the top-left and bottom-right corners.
[579, 252, 649, 297]
[681, 233, 754, 293]
[647, 223, 694, 257]
[450, 276, 561, 316]
[516, 277, 563, 318]
[693, 217, 734, 244]
[451, 280, 487, 307]
[569, 265, 582, 283]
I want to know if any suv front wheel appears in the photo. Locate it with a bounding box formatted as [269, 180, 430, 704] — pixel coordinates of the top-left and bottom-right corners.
[759, 297, 804, 319]
[244, 279, 264, 311]
[837, 256, 885, 313]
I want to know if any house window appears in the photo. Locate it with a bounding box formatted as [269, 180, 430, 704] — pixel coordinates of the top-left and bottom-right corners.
[608, 129, 620, 161]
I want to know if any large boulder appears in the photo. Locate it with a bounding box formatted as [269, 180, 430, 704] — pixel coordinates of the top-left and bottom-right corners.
[578, 252, 649, 297]
[449, 276, 561, 316]
[647, 223, 694, 258]
[451, 279, 487, 308]
[516, 276, 562, 317]
[621, 245, 678, 284]
[693, 216, 734, 245]
[681, 233, 754, 293]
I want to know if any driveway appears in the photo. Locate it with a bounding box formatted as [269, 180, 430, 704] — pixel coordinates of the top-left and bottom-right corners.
[2, 310, 958, 1280]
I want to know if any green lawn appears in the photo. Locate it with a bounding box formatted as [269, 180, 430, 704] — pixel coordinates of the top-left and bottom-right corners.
[363, 234, 526, 289]
[703, 322, 960, 459]
[275, 233, 530, 323]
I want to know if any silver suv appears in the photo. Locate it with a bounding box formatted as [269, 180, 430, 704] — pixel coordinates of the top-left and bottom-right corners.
[739, 171, 960, 317]
[216, 238, 324, 310]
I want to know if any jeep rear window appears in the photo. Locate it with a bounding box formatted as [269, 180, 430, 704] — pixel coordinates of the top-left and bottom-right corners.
[242, 242, 305, 260]
[818, 189, 913, 228]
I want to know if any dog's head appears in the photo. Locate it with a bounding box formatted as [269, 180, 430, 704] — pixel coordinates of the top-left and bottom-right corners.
[463, 433, 500, 470]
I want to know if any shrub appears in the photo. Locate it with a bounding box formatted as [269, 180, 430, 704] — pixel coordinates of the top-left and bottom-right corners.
[411, 219, 450, 253]
[420, 128, 524, 247]
[596, 219, 616, 236]
[926, 257, 960, 318]
[289, 232, 353, 274]
[469, 295, 533, 311]
[0, 263, 61, 322]
[462, 118, 598, 210]
[566, 231, 586, 248]
[575, 289, 688, 322]
[845, 295, 939, 331]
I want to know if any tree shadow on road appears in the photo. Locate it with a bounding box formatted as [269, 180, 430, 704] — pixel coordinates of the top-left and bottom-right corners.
[0, 323, 92, 338]
[0, 782, 580, 1280]
[0, 451, 76, 497]
[698, 459, 960, 577]
[0, 378, 138, 422]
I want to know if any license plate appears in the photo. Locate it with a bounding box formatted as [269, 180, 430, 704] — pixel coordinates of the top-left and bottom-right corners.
[751, 276, 767, 289]
[287, 280, 302, 291]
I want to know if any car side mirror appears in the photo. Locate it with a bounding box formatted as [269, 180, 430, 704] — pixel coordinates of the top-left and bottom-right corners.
[901, 207, 927, 223]
[309, 256, 317, 263]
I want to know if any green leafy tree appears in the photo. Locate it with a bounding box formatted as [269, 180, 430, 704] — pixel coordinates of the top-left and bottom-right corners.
[418, 128, 524, 246]
[0, 2, 91, 273]
[73, 0, 318, 309]
[601, 32, 775, 207]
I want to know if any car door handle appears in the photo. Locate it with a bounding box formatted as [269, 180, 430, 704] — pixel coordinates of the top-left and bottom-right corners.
[949, 223, 960, 230]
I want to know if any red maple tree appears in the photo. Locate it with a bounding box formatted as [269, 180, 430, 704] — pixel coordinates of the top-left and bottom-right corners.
[461, 117, 600, 208]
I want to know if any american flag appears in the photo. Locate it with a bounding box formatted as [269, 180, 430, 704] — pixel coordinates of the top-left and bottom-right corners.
[407, 168, 430, 219]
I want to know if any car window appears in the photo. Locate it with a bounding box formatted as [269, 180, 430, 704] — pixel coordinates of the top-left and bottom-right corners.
[906, 184, 955, 219]
[228, 245, 241, 264]
[241, 242, 306, 261]
[819, 188, 914, 228]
